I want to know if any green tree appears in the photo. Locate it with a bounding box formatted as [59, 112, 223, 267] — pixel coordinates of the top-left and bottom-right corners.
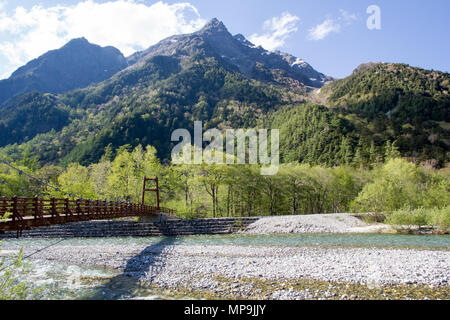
[351, 158, 426, 212]
[106, 145, 162, 204]
[384, 140, 401, 161]
[48, 163, 97, 199]
[329, 166, 361, 213]
[197, 163, 227, 217]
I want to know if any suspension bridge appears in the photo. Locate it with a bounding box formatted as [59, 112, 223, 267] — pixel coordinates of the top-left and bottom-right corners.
[0, 195, 174, 237]
[0, 158, 174, 237]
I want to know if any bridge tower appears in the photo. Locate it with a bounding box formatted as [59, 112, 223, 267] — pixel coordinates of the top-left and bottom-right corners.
[141, 176, 160, 209]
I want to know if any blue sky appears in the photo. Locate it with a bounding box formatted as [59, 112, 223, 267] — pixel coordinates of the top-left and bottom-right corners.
[0, 0, 449, 79]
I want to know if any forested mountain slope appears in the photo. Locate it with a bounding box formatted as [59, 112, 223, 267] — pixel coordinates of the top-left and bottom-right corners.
[315, 63, 450, 165]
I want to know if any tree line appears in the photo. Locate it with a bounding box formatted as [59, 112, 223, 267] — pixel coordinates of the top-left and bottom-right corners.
[1, 145, 448, 230]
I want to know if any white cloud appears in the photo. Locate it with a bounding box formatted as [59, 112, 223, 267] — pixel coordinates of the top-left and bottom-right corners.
[249, 12, 300, 51]
[307, 19, 340, 41]
[0, 0, 205, 79]
[307, 9, 358, 41]
[339, 9, 358, 24]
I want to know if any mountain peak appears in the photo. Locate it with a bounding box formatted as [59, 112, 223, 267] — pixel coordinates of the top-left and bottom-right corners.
[0, 38, 127, 106]
[201, 18, 229, 33]
[352, 62, 380, 74]
[126, 18, 330, 88]
[65, 37, 91, 47]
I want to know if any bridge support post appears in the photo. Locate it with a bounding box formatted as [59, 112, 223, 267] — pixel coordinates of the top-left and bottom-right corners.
[12, 196, 17, 225]
[33, 196, 39, 226]
[141, 176, 160, 210]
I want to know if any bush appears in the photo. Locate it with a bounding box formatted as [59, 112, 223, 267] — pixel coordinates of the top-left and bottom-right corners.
[0, 246, 30, 300]
[427, 206, 450, 232]
[0, 215, 40, 300]
[385, 207, 428, 227]
[351, 158, 449, 213]
[422, 178, 450, 209]
[385, 206, 450, 232]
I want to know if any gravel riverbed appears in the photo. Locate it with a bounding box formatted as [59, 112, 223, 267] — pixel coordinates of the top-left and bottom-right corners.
[243, 214, 392, 234]
[15, 243, 449, 286]
[2, 214, 449, 300]
[4, 239, 448, 299]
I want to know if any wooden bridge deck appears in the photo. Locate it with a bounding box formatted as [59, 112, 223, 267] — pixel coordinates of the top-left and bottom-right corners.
[0, 196, 173, 235]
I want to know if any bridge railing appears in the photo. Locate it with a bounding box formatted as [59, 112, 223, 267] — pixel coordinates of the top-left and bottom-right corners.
[0, 196, 173, 234]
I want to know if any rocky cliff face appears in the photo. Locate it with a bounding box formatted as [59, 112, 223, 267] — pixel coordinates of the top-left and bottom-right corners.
[0, 37, 128, 107]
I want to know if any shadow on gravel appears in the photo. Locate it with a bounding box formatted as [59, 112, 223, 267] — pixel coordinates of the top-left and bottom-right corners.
[88, 236, 178, 300]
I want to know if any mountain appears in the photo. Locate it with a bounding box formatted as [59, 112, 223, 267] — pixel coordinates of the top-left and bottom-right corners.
[0, 19, 448, 168]
[59, 54, 285, 165]
[302, 62, 449, 165]
[127, 18, 330, 89]
[351, 62, 379, 75]
[322, 62, 449, 122]
[0, 37, 128, 107]
[0, 18, 329, 164]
